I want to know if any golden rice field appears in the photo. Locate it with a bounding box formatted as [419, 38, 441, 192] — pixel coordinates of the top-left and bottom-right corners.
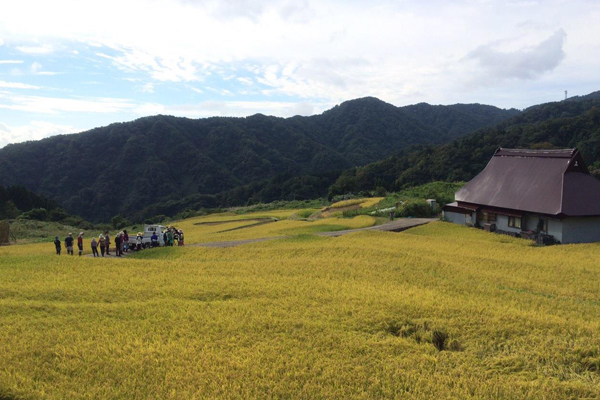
[2, 211, 600, 399]
[329, 197, 384, 209]
[173, 211, 376, 244]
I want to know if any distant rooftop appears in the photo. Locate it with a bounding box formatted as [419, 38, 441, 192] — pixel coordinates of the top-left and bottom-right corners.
[455, 148, 600, 217]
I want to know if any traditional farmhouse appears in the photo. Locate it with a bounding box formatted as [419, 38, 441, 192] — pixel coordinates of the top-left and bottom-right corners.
[442, 148, 600, 244]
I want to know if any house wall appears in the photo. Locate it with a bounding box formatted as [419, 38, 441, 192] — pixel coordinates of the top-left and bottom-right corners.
[495, 215, 520, 234]
[520, 215, 563, 242]
[443, 211, 467, 225]
[561, 217, 600, 244]
[547, 218, 563, 242]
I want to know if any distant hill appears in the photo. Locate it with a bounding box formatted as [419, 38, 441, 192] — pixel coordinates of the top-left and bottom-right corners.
[0, 97, 517, 221]
[328, 94, 600, 197]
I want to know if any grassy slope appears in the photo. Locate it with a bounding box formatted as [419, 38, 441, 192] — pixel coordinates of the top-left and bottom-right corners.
[1, 218, 600, 399]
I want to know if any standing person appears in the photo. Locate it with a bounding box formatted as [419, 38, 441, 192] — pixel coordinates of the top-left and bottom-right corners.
[136, 232, 143, 250]
[105, 231, 111, 255]
[162, 230, 167, 247]
[151, 231, 159, 248]
[54, 236, 62, 255]
[114, 233, 122, 257]
[77, 232, 84, 256]
[178, 230, 184, 246]
[98, 234, 106, 257]
[91, 237, 99, 257]
[390, 210, 395, 221]
[65, 233, 74, 256]
[119, 231, 125, 255]
[166, 229, 174, 246]
[123, 230, 129, 252]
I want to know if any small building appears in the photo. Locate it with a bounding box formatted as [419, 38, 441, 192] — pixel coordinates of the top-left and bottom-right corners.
[442, 148, 600, 244]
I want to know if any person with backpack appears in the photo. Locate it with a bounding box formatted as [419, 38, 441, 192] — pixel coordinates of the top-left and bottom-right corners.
[98, 234, 106, 257]
[54, 236, 61, 255]
[77, 232, 84, 256]
[91, 237, 99, 257]
[65, 233, 74, 256]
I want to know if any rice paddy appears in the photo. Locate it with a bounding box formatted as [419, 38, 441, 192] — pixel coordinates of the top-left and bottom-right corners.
[1, 211, 600, 399]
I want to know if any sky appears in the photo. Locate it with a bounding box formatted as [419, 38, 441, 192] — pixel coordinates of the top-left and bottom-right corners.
[0, 0, 599, 148]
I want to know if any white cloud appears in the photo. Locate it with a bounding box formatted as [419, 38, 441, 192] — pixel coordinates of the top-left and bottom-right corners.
[0, 60, 24, 64]
[140, 82, 154, 93]
[134, 99, 326, 118]
[465, 29, 567, 84]
[0, 38, 4, 46]
[0, 80, 40, 89]
[16, 44, 54, 54]
[29, 61, 60, 76]
[0, 121, 79, 148]
[0, 0, 598, 148]
[0, 93, 136, 114]
[237, 77, 253, 85]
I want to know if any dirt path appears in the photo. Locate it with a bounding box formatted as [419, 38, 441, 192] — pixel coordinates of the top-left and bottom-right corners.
[193, 218, 437, 248]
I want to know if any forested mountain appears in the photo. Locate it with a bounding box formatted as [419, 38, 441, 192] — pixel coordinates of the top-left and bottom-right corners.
[328, 96, 600, 197]
[0, 97, 516, 221]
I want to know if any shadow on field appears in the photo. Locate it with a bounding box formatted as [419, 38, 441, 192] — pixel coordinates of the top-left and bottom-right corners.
[0, 393, 17, 400]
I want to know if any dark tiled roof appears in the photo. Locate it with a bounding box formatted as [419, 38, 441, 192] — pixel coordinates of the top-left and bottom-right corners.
[455, 148, 600, 217]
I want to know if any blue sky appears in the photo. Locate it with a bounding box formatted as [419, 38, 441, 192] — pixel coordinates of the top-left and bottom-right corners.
[1, 0, 599, 148]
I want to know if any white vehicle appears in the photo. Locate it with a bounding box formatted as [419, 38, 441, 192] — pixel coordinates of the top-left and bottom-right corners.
[126, 225, 166, 248]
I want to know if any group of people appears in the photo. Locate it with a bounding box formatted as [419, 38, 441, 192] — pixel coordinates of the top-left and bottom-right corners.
[53, 227, 185, 257]
[162, 227, 185, 247]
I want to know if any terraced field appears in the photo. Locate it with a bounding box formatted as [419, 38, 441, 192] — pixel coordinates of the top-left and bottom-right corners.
[2, 212, 600, 399]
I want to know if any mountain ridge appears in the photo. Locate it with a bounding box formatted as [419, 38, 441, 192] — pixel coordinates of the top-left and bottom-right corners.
[0, 96, 517, 221]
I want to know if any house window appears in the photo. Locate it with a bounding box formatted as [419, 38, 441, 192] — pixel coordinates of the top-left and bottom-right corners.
[481, 212, 496, 223]
[508, 216, 522, 229]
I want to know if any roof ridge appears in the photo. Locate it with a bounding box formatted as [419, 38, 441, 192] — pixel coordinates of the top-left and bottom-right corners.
[495, 148, 576, 159]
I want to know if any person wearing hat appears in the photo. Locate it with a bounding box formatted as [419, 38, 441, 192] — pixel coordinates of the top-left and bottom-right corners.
[98, 234, 106, 257]
[54, 236, 62, 255]
[136, 232, 143, 251]
[64, 233, 74, 256]
[77, 232, 84, 256]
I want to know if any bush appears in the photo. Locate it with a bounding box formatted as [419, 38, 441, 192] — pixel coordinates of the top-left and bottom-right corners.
[397, 199, 434, 218]
[374, 186, 387, 197]
[48, 208, 69, 222]
[111, 215, 131, 230]
[0, 200, 20, 219]
[18, 208, 48, 221]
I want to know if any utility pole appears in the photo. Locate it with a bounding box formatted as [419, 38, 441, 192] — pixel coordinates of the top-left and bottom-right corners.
[565, 90, 568, 100]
